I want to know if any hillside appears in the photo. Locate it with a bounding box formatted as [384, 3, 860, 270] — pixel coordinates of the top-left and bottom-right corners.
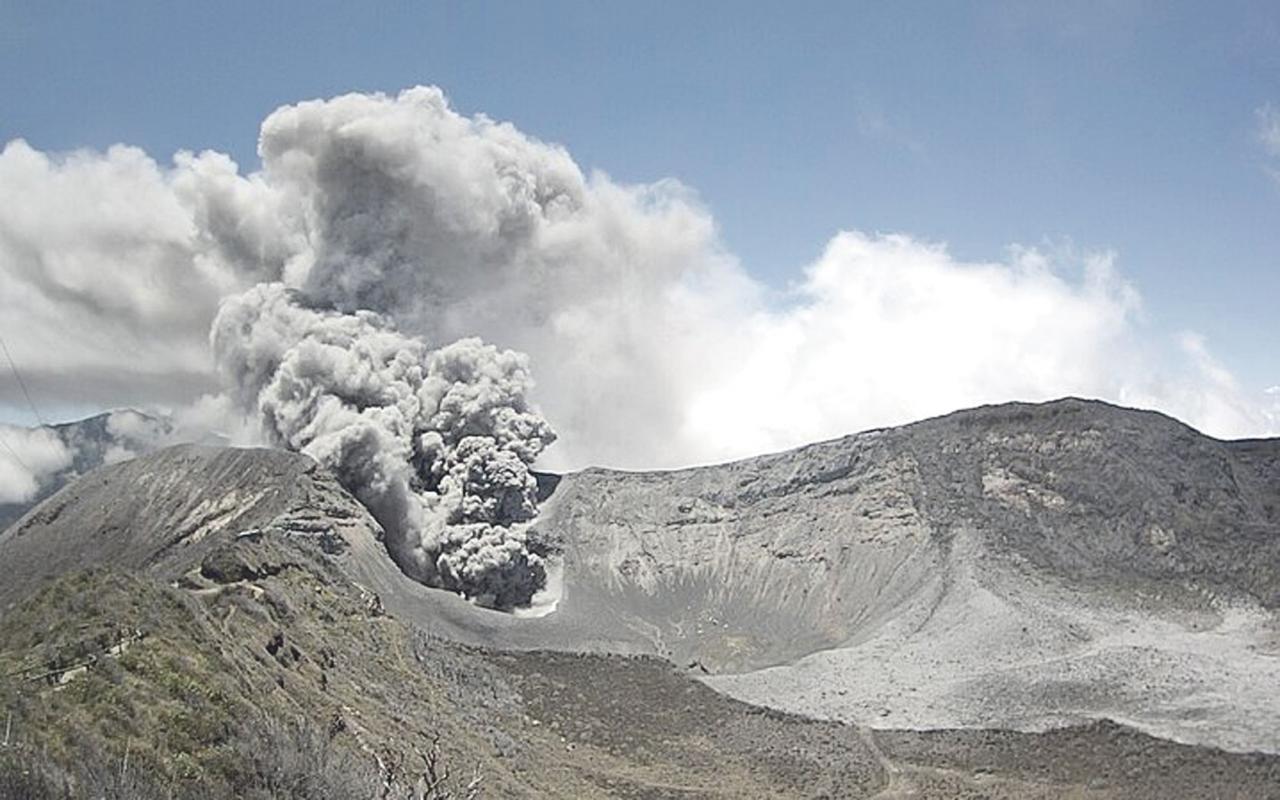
[2, 399, 1279, 797]
[337, 397, 1280, 752]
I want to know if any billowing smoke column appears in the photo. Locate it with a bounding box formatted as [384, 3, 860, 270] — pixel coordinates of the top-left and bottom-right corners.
[212, 283, 556, 609]
[5, 83, 1274, 525]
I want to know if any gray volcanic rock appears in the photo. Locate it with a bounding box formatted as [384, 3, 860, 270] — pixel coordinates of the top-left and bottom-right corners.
[438, 397, 1280, 753]
[521, 398, 1280, 752]
[3, 398, 1278, 763]
[532, 398, 1280, 673]
[0, 444, 366, 609]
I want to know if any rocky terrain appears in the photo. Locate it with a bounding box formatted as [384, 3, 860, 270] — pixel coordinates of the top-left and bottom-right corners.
[343, 397, 1280, 752]
[1, 398, 1279, 797]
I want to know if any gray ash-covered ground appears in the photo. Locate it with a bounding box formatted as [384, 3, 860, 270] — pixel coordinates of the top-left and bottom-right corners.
[2, 398, 1279, 797]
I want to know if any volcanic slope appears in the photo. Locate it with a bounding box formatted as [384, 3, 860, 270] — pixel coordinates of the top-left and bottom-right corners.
[10, 443, 1277, 797]
[321, 397, 1280, 754]
[556, 398, 1280, 753]
[2, 399, 1279, 796]
[0, 445, 896, 797]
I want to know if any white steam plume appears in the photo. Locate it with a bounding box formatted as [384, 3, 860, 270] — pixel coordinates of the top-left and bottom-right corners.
[1, 85, 1275, 476]
[211, 283, 555, 609]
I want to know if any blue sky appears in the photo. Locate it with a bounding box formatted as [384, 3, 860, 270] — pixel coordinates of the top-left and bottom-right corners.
[1, 1, 1277, 407]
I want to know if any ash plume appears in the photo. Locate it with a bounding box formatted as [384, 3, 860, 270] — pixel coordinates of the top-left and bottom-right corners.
[2, 85, 1275, 478]
[246, 86, 744, 468]
[212, 283, 555, 608]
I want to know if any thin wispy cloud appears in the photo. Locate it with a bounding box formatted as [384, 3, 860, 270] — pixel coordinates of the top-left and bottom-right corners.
[1256, 103, 1280, 185]
[1257, 103, 1280, 158]
[854, 106, 923, 154]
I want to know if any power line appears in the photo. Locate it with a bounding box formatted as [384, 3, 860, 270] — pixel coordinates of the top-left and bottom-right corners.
[0, 335, 46, 427]
[0, 333, 42, 474]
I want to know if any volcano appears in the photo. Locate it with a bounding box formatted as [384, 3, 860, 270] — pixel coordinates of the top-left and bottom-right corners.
[2, 398, 1278, 798]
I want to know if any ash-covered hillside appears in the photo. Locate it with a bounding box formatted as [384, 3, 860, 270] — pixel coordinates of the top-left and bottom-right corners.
[528, 397, 1280, 666]
[2, 398, 1279, 798]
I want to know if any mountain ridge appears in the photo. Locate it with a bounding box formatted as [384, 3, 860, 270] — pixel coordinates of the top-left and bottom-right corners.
[2, 398, 1279, 796]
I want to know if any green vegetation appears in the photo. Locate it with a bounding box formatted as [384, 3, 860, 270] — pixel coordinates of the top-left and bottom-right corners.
[0, 564, 486, 799]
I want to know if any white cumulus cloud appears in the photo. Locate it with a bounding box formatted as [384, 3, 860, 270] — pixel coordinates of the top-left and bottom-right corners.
[1, 86, 1275, 475]
[0, 425, 71, 504]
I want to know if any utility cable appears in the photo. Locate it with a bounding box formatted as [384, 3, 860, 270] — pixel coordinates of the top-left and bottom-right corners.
[0, 333, 42, 475]
[0, 335, 47, 427]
